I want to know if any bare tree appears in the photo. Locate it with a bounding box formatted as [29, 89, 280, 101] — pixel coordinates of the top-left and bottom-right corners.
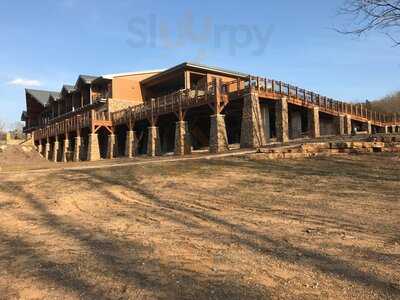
[0, 120, 6, 141]
[9, 122, 25, 140]
[338, 0, 400, 46]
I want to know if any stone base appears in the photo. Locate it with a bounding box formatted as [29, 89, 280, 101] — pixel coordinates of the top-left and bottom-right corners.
[345, 115, 352, 135]
[87, 133, 100, 161]
[209, 114, 229, 153]
[147, 126, 161, 157]
[174, 121, 192, 155]
[276, 97, 289, 143]
[125, 130, 137, 158]
[308, 107, 320, 138]
[73, 137, 81, 162]
[240, 92, 267, 148]
[44, 143, 50, 160]
[61, 139, 69, 163]
[52, 141, 59, 163]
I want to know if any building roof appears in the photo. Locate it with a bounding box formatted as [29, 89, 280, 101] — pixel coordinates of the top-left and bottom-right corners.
[102, 69, 165, 79]
[75, 75, 98, 87]
[25, 89, 60, 106]
[141, 62, 250, 84]
[62, 84, 76, 93]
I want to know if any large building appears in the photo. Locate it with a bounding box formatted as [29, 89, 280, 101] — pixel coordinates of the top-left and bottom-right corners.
[22, 62, 400, 162]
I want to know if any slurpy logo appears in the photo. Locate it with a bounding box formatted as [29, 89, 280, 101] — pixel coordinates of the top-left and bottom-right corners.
[127, 11, 274, 60]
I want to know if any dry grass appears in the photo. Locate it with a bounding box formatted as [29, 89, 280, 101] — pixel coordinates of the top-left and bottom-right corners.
[0, 153, 399, 299]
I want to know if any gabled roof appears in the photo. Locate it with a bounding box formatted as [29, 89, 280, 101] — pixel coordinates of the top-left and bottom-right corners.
[21, 111, 27, 121]
[25, 89, 60, 106]
[141, 62, 250, 85]
[61, 84, 76, 94]
[75, 75, 98, 87]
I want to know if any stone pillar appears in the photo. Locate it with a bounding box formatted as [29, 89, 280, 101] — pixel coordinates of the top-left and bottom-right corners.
[174, 121, 192, 156]
[125, 130, 137, 158]
[147, 126, 161, 157]
[37, 141, 43, 156]
[73, 136, 81, 162]
[61, 138, 69, 163]
[209, 114, 229, 153]
[345, 115, 352, 135]
[275, 97, 289, 143]
[307, 107, 320, 138]
[240, 92, 267, 148]
[44, 139, 50, 160]
[107, 134, 116, 159]
[392, 125, 396, 134]
[52, 137, 59, 163]
[87, 133, 100, 161]
[364, 121, 372, 134]
[337, 114, 345, 135]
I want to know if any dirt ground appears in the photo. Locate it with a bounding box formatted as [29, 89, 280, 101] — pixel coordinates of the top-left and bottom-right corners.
[0, 153, 399, 299]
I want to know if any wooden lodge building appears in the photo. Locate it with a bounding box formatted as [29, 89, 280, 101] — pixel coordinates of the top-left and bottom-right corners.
[21, 62, 400, 162]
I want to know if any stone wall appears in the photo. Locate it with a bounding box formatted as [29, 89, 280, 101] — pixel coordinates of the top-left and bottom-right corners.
[107, 98, 136, 112]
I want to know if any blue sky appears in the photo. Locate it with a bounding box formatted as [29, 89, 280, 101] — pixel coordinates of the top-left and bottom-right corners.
[0, 0, 399, 126]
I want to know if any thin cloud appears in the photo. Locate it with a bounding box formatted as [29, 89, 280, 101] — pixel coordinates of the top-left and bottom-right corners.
[7, 78, 42, 87]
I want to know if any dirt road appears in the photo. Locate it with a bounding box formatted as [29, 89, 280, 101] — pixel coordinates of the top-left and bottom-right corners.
[0, 153, 399, 299]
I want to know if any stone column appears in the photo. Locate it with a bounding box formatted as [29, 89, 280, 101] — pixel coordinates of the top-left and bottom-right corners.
[345, 115, 352, 135]
[364, 121, 372, 134]
[147, 126, 161, 157]
[174, 121, 192, 156]
[87, 133, 100, 161]
[73, 136, 81, 162]
[392, 125, 396, 134]
[44, 139, 50, 160]
[61, 138, 69, 163]
[37, 141, 43, 156]
[275, 97, 289, 143]
[307, 107, 320, 138]
[240, 92, 267, 148]
[52, 137, 59, 163]
[209, 114, 229, 153]
[337, 114, 345, 135]
[107, 134, 116, 159]
[125, 130, 137, 158]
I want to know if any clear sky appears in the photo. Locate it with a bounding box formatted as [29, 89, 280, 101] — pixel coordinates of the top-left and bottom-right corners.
[0, 0, 398, 126]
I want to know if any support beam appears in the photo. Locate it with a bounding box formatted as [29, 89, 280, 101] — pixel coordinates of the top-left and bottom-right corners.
[87, 133, 100, 161]
[147, 126, 161, 157]
[307, 107, 320, 138]
[107, 134, 116, 159]
[240, 92, 267, 148]
[73, 136, 81, 162]
[174, 121, 192, 156]
[125, 130, 137, 158]
[275, 97, 289, 143]
[209, 114, 229, 153]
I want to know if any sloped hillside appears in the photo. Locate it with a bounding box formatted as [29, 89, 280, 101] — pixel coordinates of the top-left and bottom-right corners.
[370, 91, 400, 113]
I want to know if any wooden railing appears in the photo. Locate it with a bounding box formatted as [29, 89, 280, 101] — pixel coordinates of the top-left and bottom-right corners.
[222, 76, 398, 125]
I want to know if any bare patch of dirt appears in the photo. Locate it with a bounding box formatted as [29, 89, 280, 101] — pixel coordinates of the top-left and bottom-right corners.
[0, 153, 399, 299]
